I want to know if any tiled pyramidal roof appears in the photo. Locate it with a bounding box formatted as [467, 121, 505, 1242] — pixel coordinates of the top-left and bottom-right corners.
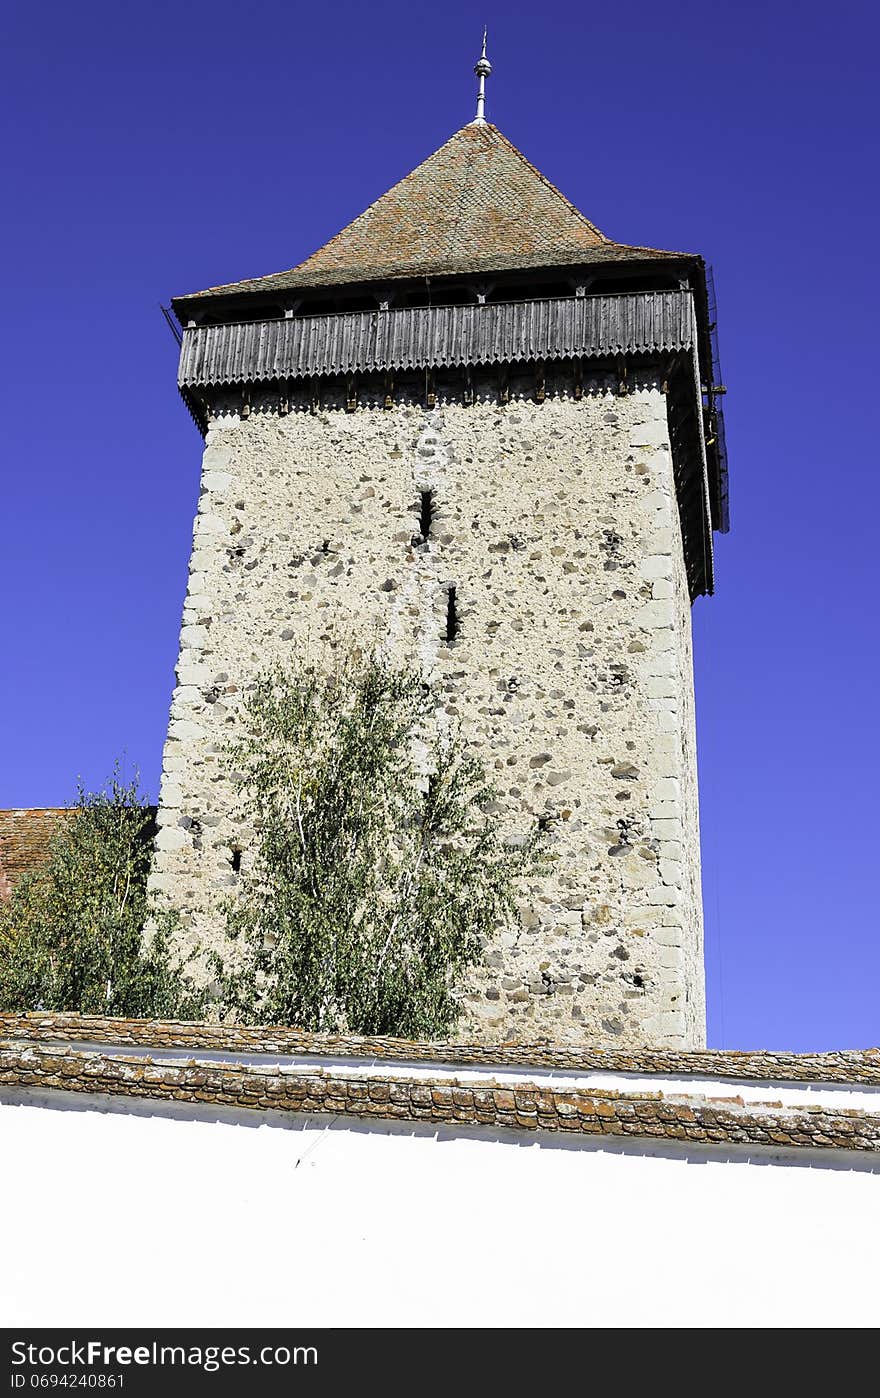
[178, 123, 692, 303]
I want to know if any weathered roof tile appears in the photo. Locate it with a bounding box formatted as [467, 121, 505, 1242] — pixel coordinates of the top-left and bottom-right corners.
[177, 123, 691, 305]
[0, 809, 70, 899]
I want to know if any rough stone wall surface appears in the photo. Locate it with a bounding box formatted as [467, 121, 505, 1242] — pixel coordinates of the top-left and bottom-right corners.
[150, 370, 705, 1047]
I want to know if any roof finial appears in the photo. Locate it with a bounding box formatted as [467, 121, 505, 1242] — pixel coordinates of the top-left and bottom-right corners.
[473, 29, 491, 124]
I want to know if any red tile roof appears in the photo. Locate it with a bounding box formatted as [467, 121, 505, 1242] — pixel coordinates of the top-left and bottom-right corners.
[0, 809, 71, 900]
[176, 122, 692, 305]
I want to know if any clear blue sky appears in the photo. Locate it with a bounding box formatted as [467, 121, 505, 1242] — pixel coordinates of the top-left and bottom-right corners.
[2, 0, 878, 1050]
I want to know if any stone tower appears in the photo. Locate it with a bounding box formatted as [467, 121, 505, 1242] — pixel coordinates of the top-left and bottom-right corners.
[150, 69, 728, 1048]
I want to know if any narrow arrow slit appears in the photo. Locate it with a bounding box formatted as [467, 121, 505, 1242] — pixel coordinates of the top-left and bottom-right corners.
[445, 585, 459, 644]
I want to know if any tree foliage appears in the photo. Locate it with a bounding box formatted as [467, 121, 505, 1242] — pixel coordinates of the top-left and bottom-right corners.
[217, 655, 542, 1037]
[0, 774, 206, 1019]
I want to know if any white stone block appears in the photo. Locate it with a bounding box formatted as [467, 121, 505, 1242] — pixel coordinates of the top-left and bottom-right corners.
[172, 686, 203, 707]
[646, 699, 679, 717]
[652, 733, 679, 759]
[169, 719, 205, 742]
[659, 859, 683, 887]
[621, 861, 655, 891]
[177, 664, 211, 686]
[636, 600, 675, 629]
[202, 471, 233, 493]
[189, 546, 221, 567]
[657, 839, 684, 861]
[158, 790, 183, 814]
[194, 514, 227, 536]
[651, 578, 674, 600]
[654, 925, 683, 947]
[659, 1011, 685, 1034]
[638, 555, 673, 580]
[154, 826, 188, 853]
[653, 777, 681, 802]
[643, 651, 677, 677]
[645, 886, 681, 907]
[645, 525, 676, 554]
[645, 676, 676, 699]
[203, 445, 232, 468]
[179, 625, 209, 650]
[623, 906, 652, 927]
[639, 1014, 664, 1037]
[145, 872, 176, 894]
[636, 489, 671, 516]
[628, 418, 669, 449]
[650, 820, 680, 841]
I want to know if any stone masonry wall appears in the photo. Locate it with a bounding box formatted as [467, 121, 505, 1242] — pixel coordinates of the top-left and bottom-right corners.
[149, 369, 706, 1047]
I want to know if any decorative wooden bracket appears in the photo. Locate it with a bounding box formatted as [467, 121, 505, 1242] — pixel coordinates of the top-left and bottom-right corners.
[383, 372, 395, 410]
[463, 366, 474, 407]
[278, 378, 290, 416]
[240, 389, 251, 419]
[616, 358, 629, 396]
[425, 369, 436, 409]
[499, 365, 510, 405]
[309, 376, 320, 416]
[346, 375, 358, 413]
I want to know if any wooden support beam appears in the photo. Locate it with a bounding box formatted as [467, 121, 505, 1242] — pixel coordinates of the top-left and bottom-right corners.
[669, 400, 701, 444]
[534, 359, 545, 404]
[573, 358, 583, 401]
[660, 354, 678, 390]
[383, 372, 394, 410]
[668, 402, 695, 435]
[499, 365, 510, 405]
[425, 369, 436, 409]
[346, 375, 357, 413]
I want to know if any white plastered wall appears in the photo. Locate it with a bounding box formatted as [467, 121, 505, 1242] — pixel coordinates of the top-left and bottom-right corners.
[1, 1084, 877, 1328]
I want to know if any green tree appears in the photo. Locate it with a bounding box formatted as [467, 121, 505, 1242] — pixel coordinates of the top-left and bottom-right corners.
[217, 655, 542, 1036]
[0, 773, 206, 1019]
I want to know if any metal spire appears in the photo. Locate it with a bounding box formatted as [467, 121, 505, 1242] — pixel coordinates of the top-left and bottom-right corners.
[473, 29, 491, 124]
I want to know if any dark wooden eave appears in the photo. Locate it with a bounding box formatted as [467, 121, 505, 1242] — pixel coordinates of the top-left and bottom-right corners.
[177, 285, 723, 600]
